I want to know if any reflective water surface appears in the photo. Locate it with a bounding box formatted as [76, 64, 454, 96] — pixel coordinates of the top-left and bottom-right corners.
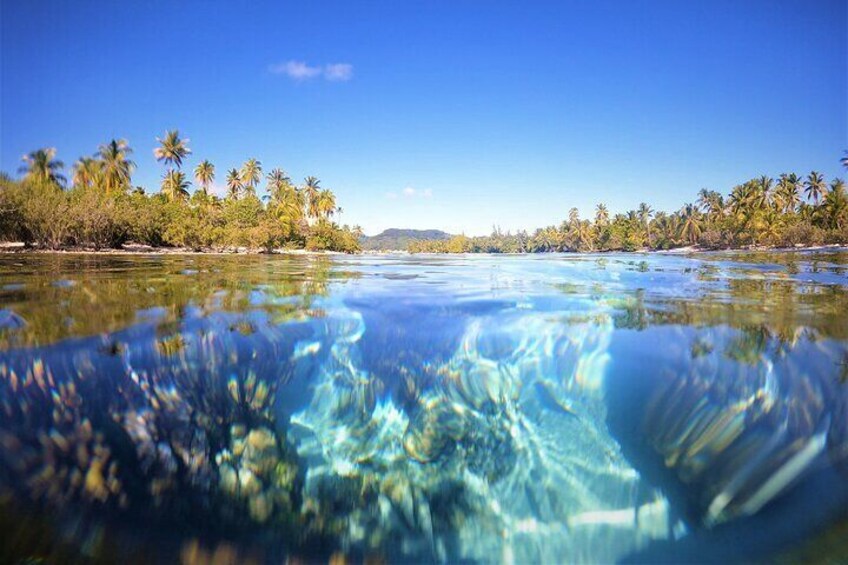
[0, 251, 847, 563]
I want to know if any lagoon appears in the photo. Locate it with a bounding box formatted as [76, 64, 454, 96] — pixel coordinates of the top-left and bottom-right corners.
[0, 251, 846, 563]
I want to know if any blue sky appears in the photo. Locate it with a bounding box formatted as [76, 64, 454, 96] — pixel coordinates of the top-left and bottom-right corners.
[2, 1, 845, 235]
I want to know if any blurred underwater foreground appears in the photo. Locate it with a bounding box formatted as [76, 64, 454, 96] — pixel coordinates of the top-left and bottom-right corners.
[0, 251, 846, 563]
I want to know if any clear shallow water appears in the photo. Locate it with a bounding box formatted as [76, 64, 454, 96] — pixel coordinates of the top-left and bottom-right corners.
[0, 251, 846, 563]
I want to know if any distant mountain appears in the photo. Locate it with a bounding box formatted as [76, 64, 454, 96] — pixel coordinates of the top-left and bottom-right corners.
[360, 228, 452, 251]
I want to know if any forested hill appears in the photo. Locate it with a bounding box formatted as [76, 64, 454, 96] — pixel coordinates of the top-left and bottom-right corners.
[360, 228, 451, 250]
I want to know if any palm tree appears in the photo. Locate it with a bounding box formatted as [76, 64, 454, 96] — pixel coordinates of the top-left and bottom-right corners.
[304, 176, 322, 220]
[194, 160, 215, 195]
[804, 171, 826, 205]
[154, 130, 191, 169]
[678, 203, 702, 245]
[696, 189, 711, 212]
[572, 220, 594, 251]
[758, 208, 782, 244]
[72, 157, 103, 189]
[532, 227, 557, 252]
[729, 181, 761, 224]
[696, 189, 724, 223]
[226, 168, 242, 199]
[728, 184, 746, 216]
[266, 168, 291, 203]
[98, 139, 135, 195]
[754, 176, 773, 209]
[651, 212, 680, 249]
[316, 189, 337, 219]
[240, 158, 262, 195]
[824, 178, 847, 230]
[637, 202, 653, 225]
[162, 170, 190, 202]
[637, 202, 653, 246]
[277, 187, 304, 223]
[19, 148, 66, 186]
[595, 203, 609, 226]
[774, 173, 801, 214]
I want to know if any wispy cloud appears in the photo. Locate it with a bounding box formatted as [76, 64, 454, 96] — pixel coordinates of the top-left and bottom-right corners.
[405, 186, 432, 198]
[268, 60, 322, 80]
[269, 60, 354, 82]
[386, 186, 432, 200]
[324, 63, 354, 82]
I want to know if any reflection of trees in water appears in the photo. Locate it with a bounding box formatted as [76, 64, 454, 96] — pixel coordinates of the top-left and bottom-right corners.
[606, 276, 848, 349]
[0, 254, 348, 349]
[725, 325, 771, 364]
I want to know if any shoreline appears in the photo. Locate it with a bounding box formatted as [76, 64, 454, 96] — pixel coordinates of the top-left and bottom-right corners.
[0, 242, 348, 257]
[1, 242, 846, 257]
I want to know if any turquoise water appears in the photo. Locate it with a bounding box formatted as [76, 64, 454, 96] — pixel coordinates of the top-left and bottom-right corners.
[0, 251, 846, 562]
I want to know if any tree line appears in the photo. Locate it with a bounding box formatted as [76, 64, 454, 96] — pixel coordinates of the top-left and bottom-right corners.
[410, 156, 848, 253]
[0, 130, 362, 252]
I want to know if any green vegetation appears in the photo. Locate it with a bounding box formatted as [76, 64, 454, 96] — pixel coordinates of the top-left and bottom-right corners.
[0, 130, 361, 253]
[410, 166, 848, 253]
[6, 139, 846, 256]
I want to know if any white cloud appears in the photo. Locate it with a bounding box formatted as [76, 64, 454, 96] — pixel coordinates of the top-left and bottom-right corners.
[268, 60, 322, 80]
[401, 186, 433, 198]
[324, 63, 354, 82]
[269, 60, 354, 82]
[385, 191, 398, 199]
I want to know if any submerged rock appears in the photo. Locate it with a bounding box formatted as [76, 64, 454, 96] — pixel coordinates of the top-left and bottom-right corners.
[403, 398, 467, 463]
[215, 425, 300, 524]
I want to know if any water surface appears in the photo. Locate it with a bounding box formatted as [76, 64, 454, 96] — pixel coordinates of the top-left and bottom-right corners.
[0, 251, 847, 563]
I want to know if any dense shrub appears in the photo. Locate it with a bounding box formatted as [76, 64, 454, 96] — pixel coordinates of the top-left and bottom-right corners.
[68, 187, 129, 249]
[18, 182, 74, 249]
[306, 220, 361, 252]
[0, 175, 26, 241]
[779, 222, 826, 248]
[0, 177, 361, 253]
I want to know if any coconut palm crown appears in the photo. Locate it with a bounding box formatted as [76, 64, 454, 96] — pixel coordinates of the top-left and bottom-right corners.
[19, 148, 66, 187]
[804, 171, 827, 205]
[304, 176, 322, 219]
[194, 160, 215, 195]
[98, 139, 135, 195]
[72, 157, 103, 189]
[162, 169, 190, 202]
[226, 168, 242, 199]
[240, 158, 262, 194]
[154, 130, 191, 169]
